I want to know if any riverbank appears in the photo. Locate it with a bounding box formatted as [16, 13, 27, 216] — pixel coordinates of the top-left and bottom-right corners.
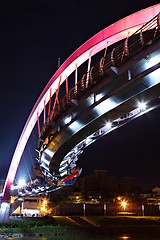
[1, 216, 160, 239]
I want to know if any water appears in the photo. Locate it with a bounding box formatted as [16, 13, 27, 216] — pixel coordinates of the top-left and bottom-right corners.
[4, 234, 160, 240]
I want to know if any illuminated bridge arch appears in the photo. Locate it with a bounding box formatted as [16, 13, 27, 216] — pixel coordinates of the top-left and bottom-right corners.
[2, 4, 160, 200]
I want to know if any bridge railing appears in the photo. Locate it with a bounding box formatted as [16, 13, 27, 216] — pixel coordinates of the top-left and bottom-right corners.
[41, 13, 160, 138]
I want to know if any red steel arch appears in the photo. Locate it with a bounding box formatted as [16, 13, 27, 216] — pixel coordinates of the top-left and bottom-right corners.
[2, 4, 160, 200]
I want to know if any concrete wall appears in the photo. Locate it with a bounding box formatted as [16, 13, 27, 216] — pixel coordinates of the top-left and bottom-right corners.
[52, 203, 160, 216]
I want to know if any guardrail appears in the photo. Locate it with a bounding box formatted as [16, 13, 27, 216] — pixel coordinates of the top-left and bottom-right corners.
[41, 13, 160, 137]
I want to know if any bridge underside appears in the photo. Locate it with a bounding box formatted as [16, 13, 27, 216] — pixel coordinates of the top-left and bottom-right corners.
[9, 33, 160, 198]
[8, 12, 160, 199]
[38, 38, 160, 184]
[1, 7, 160, 224]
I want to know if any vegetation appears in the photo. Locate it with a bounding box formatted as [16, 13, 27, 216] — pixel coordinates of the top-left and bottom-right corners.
[89, 216, 160, 228]
[1, 215, 160, 239]
[0, 215, 56, 229]
[0, 216, 85, 240]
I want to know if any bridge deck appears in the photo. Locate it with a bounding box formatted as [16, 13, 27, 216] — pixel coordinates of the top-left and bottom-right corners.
[40, 36, 160, 179]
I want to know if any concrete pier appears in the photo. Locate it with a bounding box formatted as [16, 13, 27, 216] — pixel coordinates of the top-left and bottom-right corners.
[0, 202, 10, 222]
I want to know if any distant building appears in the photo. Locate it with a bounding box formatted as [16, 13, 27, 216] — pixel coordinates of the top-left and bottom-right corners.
[11, 195, 49, 217]
[77, 170, 142, 198]
[119, 177, 142, 194]
[119, 177, 135, 193]
[139, 187, 160, 205]
[152, 187, 160, 194]
[22, 196, 42, 216]
[77, 170, 118, 197]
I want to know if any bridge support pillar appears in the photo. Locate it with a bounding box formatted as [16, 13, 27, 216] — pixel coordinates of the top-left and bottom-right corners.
[0, 202, 10, 222]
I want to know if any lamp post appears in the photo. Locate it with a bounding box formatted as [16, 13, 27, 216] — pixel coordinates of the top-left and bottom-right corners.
[121, 200, 127, 211]
[83, 203, 85, 217]
[142, 204, 144, 216]
[41, 199, 48, 216]
[104, 203, 106, 216]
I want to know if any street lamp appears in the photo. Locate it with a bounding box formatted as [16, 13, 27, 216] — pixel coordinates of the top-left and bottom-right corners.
[41, 199, 48, 215]
[121, 200, 127, 211]
[10, 198, 15, 204]
[43, 200, 47, 205]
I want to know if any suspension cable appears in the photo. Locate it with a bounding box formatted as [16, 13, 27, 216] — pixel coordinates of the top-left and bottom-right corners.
[27, 140, 34, 166]
[32, 128, 37, 149]
[14, 177, 18, 185]
[48, 88, 52, 117]
[51, 76, 62, 118]
[37, 112, 41, 137]
[102, 41, 108, 68]
[66, 76, 69, 103]
[43, 100, 46, 124]
[18, 165, 25, 181]
[22, 153, 32, 182]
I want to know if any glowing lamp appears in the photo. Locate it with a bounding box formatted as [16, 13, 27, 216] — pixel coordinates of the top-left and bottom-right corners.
[43, 199, 47, 205]
[96, 93, 103, 101]
[121, 200, 127, 211]
[86, 137, 90, 145]
[106, 122, 112, 128]
[10, 185, 14, 191]
[10, 198, 14, 204]
[18, 179, 26, 188]
[146, 56, 160, 68]
[138, 102, 146, 111]
[64, 116, 71, 124]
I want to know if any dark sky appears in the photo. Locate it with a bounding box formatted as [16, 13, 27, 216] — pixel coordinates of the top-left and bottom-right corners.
[0, 0, 159, 190]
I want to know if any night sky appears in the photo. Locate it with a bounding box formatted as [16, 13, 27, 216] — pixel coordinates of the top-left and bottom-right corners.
[0, 0, 160, 190]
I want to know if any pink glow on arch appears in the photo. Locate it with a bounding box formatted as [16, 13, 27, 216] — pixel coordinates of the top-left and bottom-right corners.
[2, 4, 160, 200]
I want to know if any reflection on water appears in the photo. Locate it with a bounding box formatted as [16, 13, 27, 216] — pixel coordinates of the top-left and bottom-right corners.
[119, 236, 130, 240]
[6, 234, 160, 240]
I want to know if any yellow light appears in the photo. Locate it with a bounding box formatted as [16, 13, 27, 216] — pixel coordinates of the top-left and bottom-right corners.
[43, 200, 47, 205]
[121, 200, 127, 210]
[41, 199, 48, 213]
[10, 199, 14, 204]
[120, 236, 130, 239]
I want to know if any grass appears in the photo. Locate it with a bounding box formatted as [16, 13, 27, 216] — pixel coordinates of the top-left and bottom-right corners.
[0, 217, 87, 240]
[0, 216, 55, 227]
[1, 215, 160, 238]
[54, 216, 78, 226]
[88, 216, 160, 228]
[0, 215, 79, 235]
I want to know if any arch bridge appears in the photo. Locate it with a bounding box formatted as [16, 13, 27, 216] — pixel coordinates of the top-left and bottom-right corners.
[0, 4, 160, 221]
